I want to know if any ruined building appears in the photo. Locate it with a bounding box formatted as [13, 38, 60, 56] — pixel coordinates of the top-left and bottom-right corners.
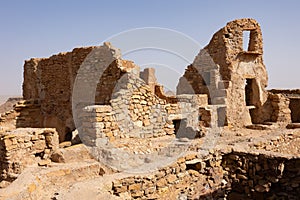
[0, 18, 299, 199]
[16, 18, 298, 142]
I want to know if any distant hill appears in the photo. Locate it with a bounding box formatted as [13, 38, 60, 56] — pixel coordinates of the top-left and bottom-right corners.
[0, 96, 22, 114]
[0, 96, 10, 105]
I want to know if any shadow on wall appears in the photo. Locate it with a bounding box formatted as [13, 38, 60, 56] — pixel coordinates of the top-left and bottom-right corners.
[14, 100, 76, 142]
[289, 98, 300, 123]
[173, 118, 202, 139]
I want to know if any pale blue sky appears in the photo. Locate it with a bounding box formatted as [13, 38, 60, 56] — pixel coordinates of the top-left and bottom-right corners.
[0, 0, 299, 95]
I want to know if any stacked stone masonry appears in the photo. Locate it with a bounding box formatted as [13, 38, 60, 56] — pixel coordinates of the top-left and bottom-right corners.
[16, 18, 299, 142]
[0, 128, 59, 183]
[112, 151, 300, 199]
[0, 18, 299, 199]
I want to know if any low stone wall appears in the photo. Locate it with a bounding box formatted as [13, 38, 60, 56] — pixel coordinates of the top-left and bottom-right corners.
[223, 152, 299, 199]
[14, 100, 43, 128]
[269, 94, 291, 124]
[0, 100, 43, 133]
[80, 105, 120, 145]
[112, 152, 225, 199]
[269, 89, 300, 97]
[0, 109, 18, 132]
[0, 128, 59, 184]
[111, 150, 300, 199]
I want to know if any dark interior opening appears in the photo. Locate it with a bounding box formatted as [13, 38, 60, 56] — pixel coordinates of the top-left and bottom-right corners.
[245, 79, 254, 106]
[64, 127, 73, 141]
[173, 119, 198, 139]
[289, 98, 300, 123]
[34, 152, 43, 158]
[173, 119, 182, 135]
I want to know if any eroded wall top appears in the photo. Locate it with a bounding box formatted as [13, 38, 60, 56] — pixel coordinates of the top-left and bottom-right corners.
[205, 18, 264, 81]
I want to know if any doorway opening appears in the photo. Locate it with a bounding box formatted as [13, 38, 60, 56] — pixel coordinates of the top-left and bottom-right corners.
[172, 118, 196, 139]
[289, 98, 300, 123]
[245, 78, 260, 123]
[173, 119, 183, 136]
[245, 79, 255, 106]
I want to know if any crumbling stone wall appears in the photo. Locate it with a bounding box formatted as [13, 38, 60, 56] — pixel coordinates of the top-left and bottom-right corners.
[20, 18, 296, 141]
[22, 47, 95, 141]
[21, 41, 211, 143]
[269, 89, 300, 123]
[80, 75, 175, 143]
[0, 100, 43, 133]
[177, 18, 269, 128]
[79, 69, 211, 143]
[140, 68, 157, 93]
[15, 100, 43, 128]
[21, 43, 132, 142]
[95, 60, 133, 105]
[112, 152, 225, 199]
[80, 105, 120, 146]
[0, 110, 18, 133]
[269, 93, 291, 124]
[110, 71, 173, 138]
[0, 128, 59, 183]
[111, 151, 300, 199]
[222, 152, 299, 199]
[154, 85, 178, 104]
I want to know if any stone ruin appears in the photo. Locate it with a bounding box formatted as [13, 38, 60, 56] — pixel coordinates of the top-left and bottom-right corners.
[0, 18, 299, 199]
[15, 18, 299, 142]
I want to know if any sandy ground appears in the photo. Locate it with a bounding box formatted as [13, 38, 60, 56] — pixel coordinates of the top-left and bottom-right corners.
[0, 123, 299, 199]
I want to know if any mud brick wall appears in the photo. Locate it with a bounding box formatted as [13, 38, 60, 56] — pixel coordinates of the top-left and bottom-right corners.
[0, 128, 59, 183]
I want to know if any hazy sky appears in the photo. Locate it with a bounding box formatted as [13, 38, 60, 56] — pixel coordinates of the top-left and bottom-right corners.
[0, 0, 299, 95]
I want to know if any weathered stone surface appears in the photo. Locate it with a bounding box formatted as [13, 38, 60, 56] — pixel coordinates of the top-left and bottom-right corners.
[0, 128, 59, 184]
[1, 18, 300, 200]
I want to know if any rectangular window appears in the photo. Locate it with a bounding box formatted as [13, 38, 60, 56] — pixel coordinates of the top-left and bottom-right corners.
[243, 30, 251, 51]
